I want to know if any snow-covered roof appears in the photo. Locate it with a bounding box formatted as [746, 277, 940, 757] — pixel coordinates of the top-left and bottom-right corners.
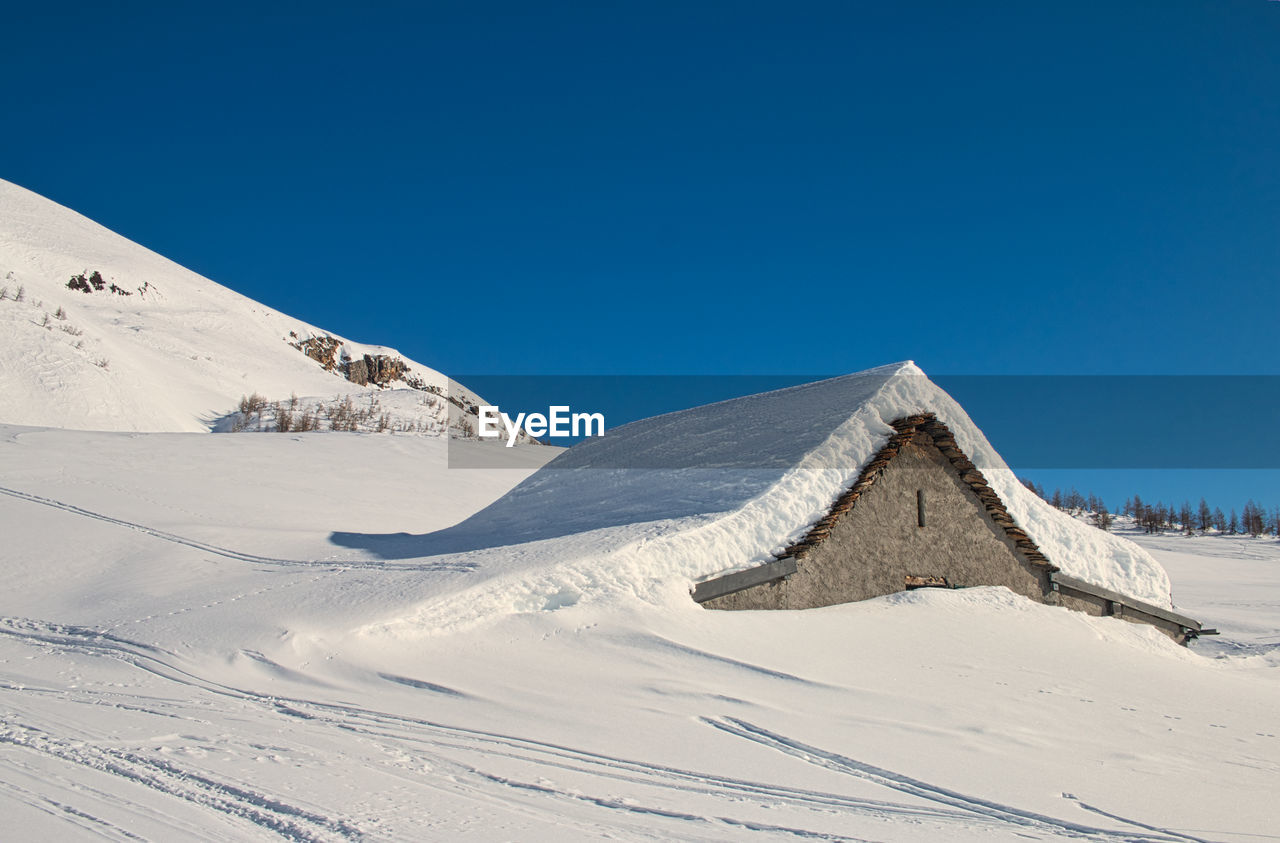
[359, 363, 1173, 635]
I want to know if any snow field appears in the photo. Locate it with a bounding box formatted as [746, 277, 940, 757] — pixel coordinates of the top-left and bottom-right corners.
[1, 424, 1277, 840]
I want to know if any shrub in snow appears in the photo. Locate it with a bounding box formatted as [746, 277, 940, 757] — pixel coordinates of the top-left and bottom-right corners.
[274, 402, 293, 432]
[295, 409, 320, 432]
[1093, 509, 1112, 532]
[228, 392, 424, 435]
[238, 393, 269, 416]
[329, 396, 358, 431]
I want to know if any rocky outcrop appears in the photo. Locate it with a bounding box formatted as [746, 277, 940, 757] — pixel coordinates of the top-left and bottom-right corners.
[66, 270, 134, 296]
[287, 332, 413, 388]
[290, 334, 343, 371]
[346, 354, 408, 387]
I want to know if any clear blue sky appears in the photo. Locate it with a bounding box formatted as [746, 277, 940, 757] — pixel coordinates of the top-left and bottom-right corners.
[4, 1, 1278, 510]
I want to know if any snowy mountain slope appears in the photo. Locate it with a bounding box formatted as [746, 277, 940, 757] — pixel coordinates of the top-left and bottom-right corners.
[0, 178, 465, 432]
[1, 424, 1277, 841]
[344, 363, 1174, 645]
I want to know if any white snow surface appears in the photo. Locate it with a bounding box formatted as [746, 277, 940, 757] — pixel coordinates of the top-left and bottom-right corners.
[0, 424, 1276, 841]
[356, 363, 1173, 642]
[5, 179, 1258, 840]
[0, 178, 460, 432]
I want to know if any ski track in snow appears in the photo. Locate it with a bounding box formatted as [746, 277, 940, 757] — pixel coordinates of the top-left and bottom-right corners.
[0, 485, 472, 573]
[702, 717, 1211, 843]
[0, 775, 151, 840]
[0, 723, 365, 842]
[0, 616, 1219, 842]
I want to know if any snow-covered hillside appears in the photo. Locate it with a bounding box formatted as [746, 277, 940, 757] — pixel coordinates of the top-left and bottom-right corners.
[0, 178, 471, 433]
[1, 423, 1277, 841]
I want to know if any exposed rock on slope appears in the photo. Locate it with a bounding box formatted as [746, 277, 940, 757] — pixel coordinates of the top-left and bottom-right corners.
[347, 354, 408, 386]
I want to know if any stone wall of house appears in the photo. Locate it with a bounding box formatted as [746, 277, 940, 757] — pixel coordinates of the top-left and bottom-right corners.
[704, 433, 1051, 610]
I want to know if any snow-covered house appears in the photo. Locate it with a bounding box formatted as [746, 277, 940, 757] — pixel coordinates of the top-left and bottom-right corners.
[692, 410, 1207, 644]
[377, 361, 1205, 644]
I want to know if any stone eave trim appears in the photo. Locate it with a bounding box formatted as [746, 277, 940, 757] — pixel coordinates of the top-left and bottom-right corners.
[691, 557, 799, 604]
[1049, 572, 1202, 631]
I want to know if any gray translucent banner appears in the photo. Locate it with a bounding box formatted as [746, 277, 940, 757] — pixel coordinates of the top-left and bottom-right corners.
[444, 374, 1280, 470]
